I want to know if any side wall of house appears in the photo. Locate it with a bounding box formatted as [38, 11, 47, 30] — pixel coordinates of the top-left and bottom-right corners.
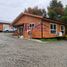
[32, 21, 64, 38]
[43, 22, 60, 38]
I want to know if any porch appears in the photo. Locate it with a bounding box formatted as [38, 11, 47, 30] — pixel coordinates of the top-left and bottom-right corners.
[13, 23, 33, 39]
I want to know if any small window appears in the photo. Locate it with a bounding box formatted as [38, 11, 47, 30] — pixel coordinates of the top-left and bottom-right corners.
[50, 23, 56, 34]
[29, 24, 35, 29]
[61, 25, 65, 34]
[30, 24, 34, 27]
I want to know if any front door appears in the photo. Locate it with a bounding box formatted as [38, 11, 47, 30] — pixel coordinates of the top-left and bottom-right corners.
[18, 25, 24, 36]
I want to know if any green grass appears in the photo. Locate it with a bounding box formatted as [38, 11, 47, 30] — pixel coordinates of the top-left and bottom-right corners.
[36, 38, 57, 42]
[35, 37, 65, 42]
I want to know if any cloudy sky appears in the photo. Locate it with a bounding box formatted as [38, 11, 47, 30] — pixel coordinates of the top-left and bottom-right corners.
[0, 0, 67, 22]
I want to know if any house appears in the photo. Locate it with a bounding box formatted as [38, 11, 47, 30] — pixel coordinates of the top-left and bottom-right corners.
[0, 21, 13, 32]
[12, 13, 66, 39]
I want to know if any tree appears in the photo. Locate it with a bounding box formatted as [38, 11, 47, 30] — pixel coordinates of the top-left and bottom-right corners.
[61, 5, 67, 23]
[48, 0, 64, 20]
[61, 5, 67, 34]
[24, 6, 46, 17]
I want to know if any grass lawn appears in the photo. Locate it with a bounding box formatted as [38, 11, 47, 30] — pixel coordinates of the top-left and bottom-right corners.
[38, 38, 57, 42]
[36, 37, 66, 42]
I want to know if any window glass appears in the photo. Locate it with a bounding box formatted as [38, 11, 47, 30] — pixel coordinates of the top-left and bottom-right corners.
[61, 25, 65, 34]
[50, 23, 56, 34]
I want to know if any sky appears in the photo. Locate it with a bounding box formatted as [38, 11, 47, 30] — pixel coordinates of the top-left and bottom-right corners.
[0, 0, 67, 22]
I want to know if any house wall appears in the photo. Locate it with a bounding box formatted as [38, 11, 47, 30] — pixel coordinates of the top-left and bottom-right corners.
[43, 22, 59, 38]
[3, 24, 10, 31]
[14, 15, 65, 39]
[32, 21, 64, 38]
[0, 24, 3, 31]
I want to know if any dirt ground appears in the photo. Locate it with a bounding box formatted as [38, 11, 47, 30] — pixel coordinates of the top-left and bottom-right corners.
[0, 33, 67, 67]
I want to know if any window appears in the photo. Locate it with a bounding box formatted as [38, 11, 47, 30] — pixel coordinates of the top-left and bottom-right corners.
[29, 23, 35, 29]
[30, 24, 34, 27]
[50, 23, 56, 34]
[61, 25, 65, 34]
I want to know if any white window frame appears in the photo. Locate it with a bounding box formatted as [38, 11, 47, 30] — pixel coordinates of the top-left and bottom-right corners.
[50, 23, 57, 34]
[61, 25, 65, 34]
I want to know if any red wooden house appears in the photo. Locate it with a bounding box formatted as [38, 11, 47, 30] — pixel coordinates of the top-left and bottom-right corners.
[12, 13, 66, 39]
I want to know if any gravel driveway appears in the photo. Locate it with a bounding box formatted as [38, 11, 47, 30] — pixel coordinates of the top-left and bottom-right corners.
[0, 33, 67, 67]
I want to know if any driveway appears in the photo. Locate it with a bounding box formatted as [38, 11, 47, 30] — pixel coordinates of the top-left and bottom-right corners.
[0, 33, 67, 67]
